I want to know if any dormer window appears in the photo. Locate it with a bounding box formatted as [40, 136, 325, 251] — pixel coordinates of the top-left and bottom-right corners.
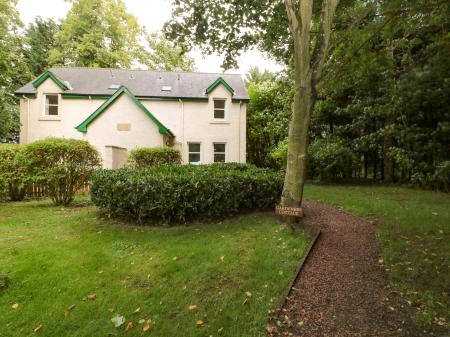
[44, 94, 59, 116]
[213, 99, 226, 119]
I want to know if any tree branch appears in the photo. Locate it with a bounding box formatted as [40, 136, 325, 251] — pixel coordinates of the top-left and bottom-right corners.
[284, 0, 301, 35]
[311, 0, 339, 87]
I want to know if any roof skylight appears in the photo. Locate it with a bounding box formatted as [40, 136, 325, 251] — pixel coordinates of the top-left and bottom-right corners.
[109, 83, 120, 90]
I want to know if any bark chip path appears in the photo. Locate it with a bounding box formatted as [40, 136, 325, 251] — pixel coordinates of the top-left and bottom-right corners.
[270, 199, 433, 337]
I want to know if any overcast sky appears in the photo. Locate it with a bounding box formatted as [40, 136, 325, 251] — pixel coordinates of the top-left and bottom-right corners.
[17, 0, 283, 74]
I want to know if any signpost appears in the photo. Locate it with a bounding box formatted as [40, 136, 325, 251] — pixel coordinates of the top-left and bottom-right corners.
[275, 205, 303, 227]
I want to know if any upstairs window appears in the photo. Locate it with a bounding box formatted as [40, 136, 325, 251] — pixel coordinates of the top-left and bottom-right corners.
[44, 94, 59, 116]
[188, 143, 201, 164]
[213, 99, 226, 119]
[213, 143, 226, 162]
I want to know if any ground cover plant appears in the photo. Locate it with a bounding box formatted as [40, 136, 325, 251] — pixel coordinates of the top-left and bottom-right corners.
[304, 184, 450, 329]
[0, 198, 309, 337]
[91, 164, 283, 223]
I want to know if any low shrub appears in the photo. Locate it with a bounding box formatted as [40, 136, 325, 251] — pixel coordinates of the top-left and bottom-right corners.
[91, 163, 283, 224]
[128, 147, 181, 167]
[0, 144, 28, 201]
[23, 138, 101, 205]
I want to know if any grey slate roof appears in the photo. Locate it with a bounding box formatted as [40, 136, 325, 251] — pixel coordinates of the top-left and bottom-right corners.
[15, 67, 249, 101]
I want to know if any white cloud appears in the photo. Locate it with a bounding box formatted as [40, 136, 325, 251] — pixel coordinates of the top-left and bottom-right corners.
[17, 0, 284, 74]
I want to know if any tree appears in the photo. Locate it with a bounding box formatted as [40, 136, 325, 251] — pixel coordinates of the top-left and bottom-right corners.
[139, 32, 195, 71]
[49, 0, 142, 68]
[0, 0, 31, 141]
[246, 72, 292, 167]
[166, 0, 342, 209]
[23, 17, 60, 76]
[245, 66, 276, 85]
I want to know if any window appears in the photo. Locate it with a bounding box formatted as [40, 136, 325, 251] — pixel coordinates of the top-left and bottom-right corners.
[213, 99, 226, 119]
[213, 143, 226, 163]
[44, 94, 59, 116]
[188, 143, 201, 164]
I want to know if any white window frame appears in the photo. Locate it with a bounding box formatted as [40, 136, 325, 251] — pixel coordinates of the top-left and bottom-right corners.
[43, 94, 60, 116]
[188, 142, 202, 165]
[213, 98, 227, 120]
[213, 142, 227, 163]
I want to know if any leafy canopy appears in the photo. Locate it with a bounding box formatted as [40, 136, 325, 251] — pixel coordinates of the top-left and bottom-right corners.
[0, 0, 31, 141]
[49, 0, 142, 68]
[23, 17, 60, 76]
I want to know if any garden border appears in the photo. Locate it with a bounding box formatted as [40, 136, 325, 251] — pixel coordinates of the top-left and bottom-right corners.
[273, 229, 321, 322]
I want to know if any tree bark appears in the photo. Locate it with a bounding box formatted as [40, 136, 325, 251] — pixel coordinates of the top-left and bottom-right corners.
[281, 0, 339, 207]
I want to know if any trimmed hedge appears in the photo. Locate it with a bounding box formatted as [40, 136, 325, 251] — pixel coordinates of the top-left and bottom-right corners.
[128, 147, 181, 167]
[23, 138, 101, 205]
[91, 163, 283, 224]
[0, 144, 28, 201]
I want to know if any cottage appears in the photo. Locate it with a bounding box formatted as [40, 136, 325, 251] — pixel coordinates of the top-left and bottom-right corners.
[15, 67, 249, 168]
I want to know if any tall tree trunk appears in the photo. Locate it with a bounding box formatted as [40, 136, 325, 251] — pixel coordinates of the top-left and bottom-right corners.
[281, 68, 314, 206]
[281, 0, 339, 208]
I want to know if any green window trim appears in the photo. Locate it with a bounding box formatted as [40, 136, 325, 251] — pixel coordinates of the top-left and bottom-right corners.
[32, 71, 68, 90]
[206, 77, 235, 95]
[75, 86, 174, 137]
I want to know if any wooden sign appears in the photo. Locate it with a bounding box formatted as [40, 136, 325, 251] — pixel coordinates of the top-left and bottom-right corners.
[275, 205, 303, 218]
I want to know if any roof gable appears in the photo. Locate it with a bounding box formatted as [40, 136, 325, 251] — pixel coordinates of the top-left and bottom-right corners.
[33, 71, 68, 90]
[206, 77, 235, 95]
[76, 86, 173, 137]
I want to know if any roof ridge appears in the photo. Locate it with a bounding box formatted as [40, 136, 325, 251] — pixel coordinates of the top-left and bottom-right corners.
[49, 66, 244, 77]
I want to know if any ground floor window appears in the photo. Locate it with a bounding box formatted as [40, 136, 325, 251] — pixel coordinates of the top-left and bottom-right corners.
[213, 143, 226, 162]
[188, 143, 201, 164]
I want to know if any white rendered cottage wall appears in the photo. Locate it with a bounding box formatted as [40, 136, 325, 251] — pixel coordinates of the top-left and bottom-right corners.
[83, 93, 164, 164]
[19, 79, 247, 166]
[142, 84, 247, 164]
[19, 78, 103, 144]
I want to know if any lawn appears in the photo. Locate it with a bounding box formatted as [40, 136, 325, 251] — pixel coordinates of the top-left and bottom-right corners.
[304, 184, 450, 329]
[0, 199, 310, 337]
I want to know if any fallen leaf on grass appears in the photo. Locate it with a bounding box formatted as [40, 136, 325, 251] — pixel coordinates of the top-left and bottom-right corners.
[126, 322, 134, 330]
[11, 303, 19, 309]
[134, 307, 140, 313]
[111, 314, 126, 328]
[189, 305, 197, 310]
[143, 323, 151, 332]
[245, 291, 252, 298]
[86, 293, 96, 301]
[64, 309, 69, 318]
[196, 320, 205, 326]
[33, 324, 42, 333]
[219, 256, 224, 262]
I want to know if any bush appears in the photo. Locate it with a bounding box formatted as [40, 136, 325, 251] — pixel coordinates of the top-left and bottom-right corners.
[0, 144, 28, 201]
[23, 138, 101, 205]
[270, 139, 288, 170]
[128, 147, 181, 167]
[91, 163, 283, 224]
[308, 139, 355, 181]
[270, 138, 355, 181]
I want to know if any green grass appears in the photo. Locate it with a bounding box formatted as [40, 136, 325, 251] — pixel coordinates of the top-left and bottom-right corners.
[304, 184, 450, 329]
[0, 199, 309, 337]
